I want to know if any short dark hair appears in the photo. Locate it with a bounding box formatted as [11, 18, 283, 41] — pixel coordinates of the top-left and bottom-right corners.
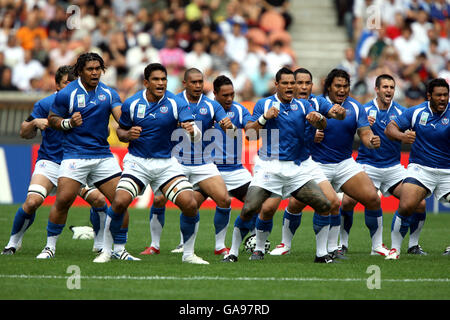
[275, 67, 294, 82]
[72, 52, 106, 76]
[144, 63, 167, 80]
[375, 74, 395, 88]
[184, 67, 203, 81]
[323, 68, 350, 96]
[426, 78, 449, 96]
[294, 68, 313, 82]
[213, 75, 233, 93]
[55, 65, 76, 84]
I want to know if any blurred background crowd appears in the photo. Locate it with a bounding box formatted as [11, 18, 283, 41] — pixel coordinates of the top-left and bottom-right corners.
[0, 0, 448, 107]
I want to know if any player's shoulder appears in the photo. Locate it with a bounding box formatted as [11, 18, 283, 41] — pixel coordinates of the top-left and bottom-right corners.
[391, 100, 407, 113]
[97, 81, 118, 94]
[362, 99, 376, 109]
[122, 90, 144, 107]
[38, 92, 57, 106]
[346, 95, 363, 107]
[56, 80, 78, 98]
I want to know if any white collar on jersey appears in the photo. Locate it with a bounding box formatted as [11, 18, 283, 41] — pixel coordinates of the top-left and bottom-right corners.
[274, 93, 292, 105]
[427, 101, 449, 116]
[142, 89, 165, 105]
[325, 95, 347, 105]
[373, 98, 393, 111]
[77, 78, 98, 94]
[183, 90, 203, 106]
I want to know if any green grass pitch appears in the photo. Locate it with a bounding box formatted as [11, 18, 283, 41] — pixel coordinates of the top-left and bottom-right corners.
[0, 204, 449, 301]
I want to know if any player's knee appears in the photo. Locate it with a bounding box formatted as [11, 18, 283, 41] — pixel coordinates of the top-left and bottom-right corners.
[153, 194, 168, 208]
[24, 195, 44, 212]
[181, 196, 198, 216]
[362, 191, 381, 210]
[287, 198, 303, 214]
[216, 195, 231, 208]
[316, 198, 331, 214]
[329, 197, 341, 214]
[112, 192, 132, 214]
[417, 199, 426, 212]
[241, 202, 258, 220]
[89, 192, 107, 208]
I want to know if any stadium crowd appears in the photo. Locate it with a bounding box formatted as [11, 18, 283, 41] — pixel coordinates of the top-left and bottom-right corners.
[0, 0, 294, 103]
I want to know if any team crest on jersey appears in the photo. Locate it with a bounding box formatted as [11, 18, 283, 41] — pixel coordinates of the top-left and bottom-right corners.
[419, 112, 429, 125]
[290, 103, 298, 111]
[199, 107, 208, 115]
[389, 114, 397, 120]
[160, 105, 168, 114]
[77, 94, 86, 108]
[68, 162, 76, 170]
[98, 94, 106, 101]
[227, 111, 235, 118]
[442, 117, 449, 125]
[137, 104, 146, 118]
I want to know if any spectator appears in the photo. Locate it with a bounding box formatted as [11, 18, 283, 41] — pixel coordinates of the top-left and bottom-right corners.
[112, 0, 141, 18]
[427, 39, 446, 77]
[3, 33, 25, 69]
[176, 21, 193, 52]
[393, 23, 423, 67]
[0, 11, 17, 51]
[91, 17, 113, 49]
[184, 41, 212, 75]
[32, 35, 50, 68]
[361, 23, 392, 69]
[122, 14, 138, 49]
[250, 60, 273, 98]
[429, 0, 450, 23]
[223, 60, 251, 100]
[210, 37, 232, 75]
[403, 72, 427, 107]
[47, 5, 68, 41]
[338, 47, 359, 84]
[0, 67, 18, 91]
[159, 35, 186, 76]
[126, 32, 161, 80]
[265, 40, 293, 76]
[241, 38, 267, 78]
[224, 22, 248, 63]
[150, 20, 167, 50]
[411, 9, 433, 52]
[11, 49, 45, 92]
[49, 38, 75, 73]
[438, 59, 450, 85]
[16, 9, 47, 51]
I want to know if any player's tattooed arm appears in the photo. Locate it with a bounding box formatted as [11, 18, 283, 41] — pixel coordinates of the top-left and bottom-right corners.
[48, 110, 82, 131]
[20, 115, 48, 139]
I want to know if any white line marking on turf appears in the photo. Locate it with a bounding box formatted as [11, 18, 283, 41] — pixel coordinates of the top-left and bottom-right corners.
[0, 274, 449, 282]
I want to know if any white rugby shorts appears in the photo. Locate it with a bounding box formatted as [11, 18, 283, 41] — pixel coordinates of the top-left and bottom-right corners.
[360, 163, 405, 197]
[59, 157, 122, 187]
[318, 157, 364, 192]
[181, 162, 221, 188]
[32, 159, 60, 195]
[122, 153, 186, 194]
[249, 157, 316, 199]
[219, 167, 252, 191]
[404, 163, 450, 201]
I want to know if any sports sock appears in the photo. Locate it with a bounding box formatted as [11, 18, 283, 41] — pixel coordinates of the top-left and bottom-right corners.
[113, 227, 128, 253]
[249, 214, 257, 235]
[313, 213, 330, 257]
[365, 208, 383, 249]
[390, 211, 409, 252]
[180, 212, 199, 258]
[149, 206, 165, 249]
[408, 212, 426, 248]
[339, 208, 353, 248]
[45, 221, 65, 250]
[281, 209, 302, 248]
[229, 216, 253, 257]
[103, 206, 124, 255]
[214, 206, 231, 250]
[6, 207, 35, 248]
[255, 217, 273, 253]
[90, 205, 107, 250]
[327, 213, 341, 252]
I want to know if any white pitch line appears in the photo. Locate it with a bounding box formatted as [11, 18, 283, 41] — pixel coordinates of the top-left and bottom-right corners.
[0, 274, 449, 282]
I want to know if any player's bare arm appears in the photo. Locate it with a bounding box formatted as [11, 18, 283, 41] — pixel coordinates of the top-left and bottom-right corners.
[48, 110, 82, 130]
[181, 120, 202, 142]
[385, 120, 416, 144]
[111, 105, 122, 124]
[358, 126, 380, 149]
[116, 126, 142, 142]
[244, 106, 279, 140]
[306, 111, 327, 130]
[20, 117, 49, 139]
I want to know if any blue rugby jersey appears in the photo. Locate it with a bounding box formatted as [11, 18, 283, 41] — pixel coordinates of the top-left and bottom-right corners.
[304, 93, 334, 154]
[310, 95, 370, 164]
[51, 79, 122, 159]
[119, 90, 194, 159]
[213, 101, 252, 171]
[172, 91, 228, 165]
[250, 94, 315, 164]
[356, 99, 406, 168]
[394, 101, 450, 169]
[30, 93, 64, 164]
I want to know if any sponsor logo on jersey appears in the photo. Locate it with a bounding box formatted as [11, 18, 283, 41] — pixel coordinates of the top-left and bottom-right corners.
[369, 109, 377, 119]
[137, 104, 146, 118]
[419, 112, 429, 125]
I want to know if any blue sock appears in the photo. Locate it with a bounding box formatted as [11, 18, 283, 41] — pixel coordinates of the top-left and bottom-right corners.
[214, 206, 231, 234]
[11, 207, 35, 235]
[150, 206, 165, 227]
[283, 209, 302, 234]
[90, 204, 107, 234]
[180, 212, 200, 243]
[339, 208, 354, 235]
[313, 212, 329, 234]
[365, 208, 382, 238]
[114, 228, 128, 244]
[409, 212, 426, 234]
[47, 221, 65, 237]
[106, 206, 125, 236]
[255, 216, 273, 233]
[234, 215, 253, 239]
[329, 214, 340, 228]
[249, 214, 258, 231]
[391, 211, 409, 238]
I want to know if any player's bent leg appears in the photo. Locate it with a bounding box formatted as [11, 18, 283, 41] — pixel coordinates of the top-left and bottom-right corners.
[142, 194, 168, 255]
[81, 188, 108, 252]
[339, 193, 358, 253]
